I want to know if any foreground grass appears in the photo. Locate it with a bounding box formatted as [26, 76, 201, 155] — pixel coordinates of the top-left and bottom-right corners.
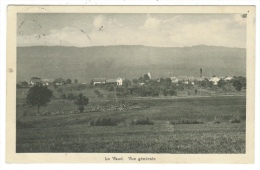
[16, 96, 246, 153]
[16, 123, 245, 153]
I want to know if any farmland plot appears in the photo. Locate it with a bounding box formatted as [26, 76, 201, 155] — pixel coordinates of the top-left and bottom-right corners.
[16, 96, 246, 153]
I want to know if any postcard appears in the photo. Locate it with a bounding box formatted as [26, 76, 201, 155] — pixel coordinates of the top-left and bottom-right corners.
[6, 5, 256, 163]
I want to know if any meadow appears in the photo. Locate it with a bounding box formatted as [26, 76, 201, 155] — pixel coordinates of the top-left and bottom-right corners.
[16, 87, 246, 153]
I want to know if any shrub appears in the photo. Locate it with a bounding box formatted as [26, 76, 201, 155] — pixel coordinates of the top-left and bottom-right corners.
[57, 87, 63, 93]
[89, 117, 117, 126]
[94, 89, 104, 98]
[67, 93, 75, 100]
[230, 118, 241, 123]
[60, 94, 67, 99]
[131, 118, 154, 125]
[170, 119, 204, 125]
[230, 113, 242, 123]
[107, 86, 114, 91]
[230, 117, 241, 123]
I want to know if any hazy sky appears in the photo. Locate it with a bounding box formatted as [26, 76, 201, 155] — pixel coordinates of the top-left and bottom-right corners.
[17, 13, 246, 48]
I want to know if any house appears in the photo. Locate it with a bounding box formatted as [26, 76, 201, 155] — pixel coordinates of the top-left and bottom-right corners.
[30, 77, 41, 86]
[54, 78, 65, 86]
[178, 76, 189, 84]
[188, 77, 195, 85]
[116, 78, 123, 86]
[224, 76, 234, 82]
[92, 78, 106, 86]
[106, 79, 117, 85]
[42, 79, 54, 86]
[42, 79, 50, 86]
[209, 77, 220, 85]
[147, 72, 152, 80]
[171, 77, 178, 84]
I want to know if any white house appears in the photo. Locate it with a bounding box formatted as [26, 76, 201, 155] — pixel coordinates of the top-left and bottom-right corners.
[42, 79, 51, 86]
[92, 78, 106, 86]
[224, 76, 233, 82]
[171, 77, 178, 84]
[147, 72, 152, 80]
[178, 76, 189, 84]
[30, 77, 41, 86]
[116, 78, 123, 86]
[209, 77, 220, 85]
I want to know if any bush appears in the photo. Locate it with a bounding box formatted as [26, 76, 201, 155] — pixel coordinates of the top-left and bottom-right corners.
[230, 117, 241, 123]
[67, 93, 75, 100]
[230, 113, 243, 123]
[170, 119, 204, 125]
[94, 89, 104, 98]
[131, 118, 154, 125]
[57, 87, 63, 93]
[230, 118, 241, 123]
[88, 117, 117, 126]
[106, 86, 114, 91]
[60, 94, 67, 99]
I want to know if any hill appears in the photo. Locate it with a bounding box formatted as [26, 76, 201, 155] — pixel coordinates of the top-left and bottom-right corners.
[17, 45, 246, 83]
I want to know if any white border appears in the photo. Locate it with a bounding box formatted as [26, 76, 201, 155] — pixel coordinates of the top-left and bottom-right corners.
[0, 0, 259, 170]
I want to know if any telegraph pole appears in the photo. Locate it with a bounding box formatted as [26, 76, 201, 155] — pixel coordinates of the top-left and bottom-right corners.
[199, 68, 202, 96]
[114, 85, 118, 104]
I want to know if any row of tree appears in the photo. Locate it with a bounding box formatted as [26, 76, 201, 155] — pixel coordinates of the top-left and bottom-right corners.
[198, 76, 246, 91]
[17, 78, 79, 88]
[26, 85, 88, 114]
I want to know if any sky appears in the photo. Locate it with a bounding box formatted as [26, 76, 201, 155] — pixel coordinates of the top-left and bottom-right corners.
[17, 13, 247, 48]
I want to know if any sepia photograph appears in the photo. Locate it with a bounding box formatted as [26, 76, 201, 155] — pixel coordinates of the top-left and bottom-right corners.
[6, 5, 256, 163]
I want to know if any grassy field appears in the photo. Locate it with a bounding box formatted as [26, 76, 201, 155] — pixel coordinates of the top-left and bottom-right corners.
[16, 87, 246, 153]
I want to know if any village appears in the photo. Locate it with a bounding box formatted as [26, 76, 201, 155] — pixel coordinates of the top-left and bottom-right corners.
[17, 69, 244, 92]
[15, 68, 246, 117]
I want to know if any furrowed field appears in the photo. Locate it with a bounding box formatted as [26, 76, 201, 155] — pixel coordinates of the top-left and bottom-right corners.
[16, 86, 246, 153]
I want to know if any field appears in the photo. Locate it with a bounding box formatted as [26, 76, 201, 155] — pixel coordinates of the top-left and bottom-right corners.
[16, 87, 246, 153]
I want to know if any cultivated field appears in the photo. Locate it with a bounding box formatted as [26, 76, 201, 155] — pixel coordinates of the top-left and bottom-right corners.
[16, 87, 246, 153]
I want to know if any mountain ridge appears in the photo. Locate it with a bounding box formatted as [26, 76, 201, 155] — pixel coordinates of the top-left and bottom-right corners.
[17, 45, 246, 83]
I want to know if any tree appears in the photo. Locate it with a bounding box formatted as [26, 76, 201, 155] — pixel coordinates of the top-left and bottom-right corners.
[60, 94, 67, 99]
[138, 77, 144, 84]
[163, 89, 168, 97]
[26, 85, 53, 114]
[74, 93, 89, 113]
[66, 79, 72, 84]
[90, 79, 94, 86]
[20, 81, 28, 86]
[132, 79, 138, 84]
[74, 79, 78, 84]
[163, 78, 172, 87]
[17, 81, 29, 88]
[233, 80, 242, 91]
[143, 74, 150, 81]
[123, 79, 131, 86]
[218, 79, 226, 88]
[168, 89, 177, 96]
